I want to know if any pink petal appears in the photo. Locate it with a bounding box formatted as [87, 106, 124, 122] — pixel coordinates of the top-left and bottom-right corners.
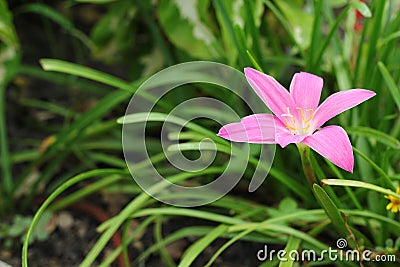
[302, 126, 354, 172]
[276, 132, 307, 148]
[244, 68, 297, 123]
[312, 89, 376, 129]
[217, 114, 277, 143]
[290, 72, 323, 110]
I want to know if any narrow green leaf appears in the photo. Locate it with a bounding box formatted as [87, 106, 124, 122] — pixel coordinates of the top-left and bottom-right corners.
[323, 159, 362, 210]
[40, 59, 136, 91]
[314, 184, 373, 248]
[44, 89, 131, 157]
[154, 216, 176, 267]
[343, 209, 400, 233]
[379, 30, 400, 47]
[246, 50, 264, 72]
[229, 208, 400, 237]
[178, 225, 228, 267]
[377, 61, 400, 110]
[118, 112, 220, 142]
[19, 98, 77, 118]
[131, 207, 244, 226]
[99, 216, 156, 267]
[16, 3, 93, 49]
[41, 61, 164, 109]
[313, 5, 351, 69]
[278, 236, 301, 267]
[49, 175, 124, 211]
[18, 64, 109, 94]
[204, 228, 253, 267]
[243, 0, 262, 62]
[351, 0, 372, 18]
[86, 152, 127, 168]
[321, 179, 400, 199]
[135, 226, 218, 266]
[262, 0, 304, 58]
[364, 0, 385, 80]
[257, 224, 328, 251]
[213, 0, 247, 66]
[308, 0, 322, 70]
[22, 169, 128, 267]
[0, 0, 19, 204]
[347, 126, 400, 149]
[234, 25, 251, 66]
[312, 184, 348, 239]
[0, 0, 19, 49]
[353, 147, 396, 190]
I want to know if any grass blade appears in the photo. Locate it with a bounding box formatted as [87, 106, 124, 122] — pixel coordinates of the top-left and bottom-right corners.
[204, 228, 253, 267]
[246, 50, 264, 72]
[321, 179, 400, 199]
[22, 169, 128, 267]
[312, 184, 349, 242]
[16, 3, 94, 50]
[178, 224, 228, 267]
[377, 61, 400, 110]
[40, 59, 136, 91]
[353, 146, 396, 190]
[278, 236, 301, 267]
[347, 126, 400, 149]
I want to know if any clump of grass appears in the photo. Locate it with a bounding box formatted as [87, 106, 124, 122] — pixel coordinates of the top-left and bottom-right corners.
[0, 1, 399, 266]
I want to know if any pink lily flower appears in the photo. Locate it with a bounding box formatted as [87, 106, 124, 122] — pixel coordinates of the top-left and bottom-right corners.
[217, 68, 376, 172]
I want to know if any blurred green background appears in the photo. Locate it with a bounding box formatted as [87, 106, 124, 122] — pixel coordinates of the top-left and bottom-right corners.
[0, 0, 399, 266]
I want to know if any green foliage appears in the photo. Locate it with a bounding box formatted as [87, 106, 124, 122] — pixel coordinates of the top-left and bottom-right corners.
[0, 0, 19, 212]
[90, 1, 137, 61]
[16, 3, 93, 50]
[158, 0, 221, 59]
[0, 212, 52, 246]
[0, 0, 399, 266]
[312, 184, 356, 246]
[267, 197, 304, 218]
[278, 236, 301, 267]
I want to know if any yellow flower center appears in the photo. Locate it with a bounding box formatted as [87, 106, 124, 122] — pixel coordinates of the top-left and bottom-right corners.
[281, 107, 315, 135]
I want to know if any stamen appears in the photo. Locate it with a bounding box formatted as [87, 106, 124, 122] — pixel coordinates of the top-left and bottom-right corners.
[282, 107, 296, 128]
[285, 122, 296, 131]
[304, 109, 315, 123]
[281, 114, 293, 117]
[281, 106, 316, 135]
[296, 107, 305, 120]
[282, 107, 293, 117]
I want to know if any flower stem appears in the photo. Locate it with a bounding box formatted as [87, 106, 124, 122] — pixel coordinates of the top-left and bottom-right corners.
[297, 143, 317, 186]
